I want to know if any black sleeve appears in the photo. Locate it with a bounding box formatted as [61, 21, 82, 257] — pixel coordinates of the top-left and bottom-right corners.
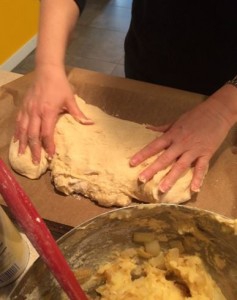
[74, 0, 86, 14]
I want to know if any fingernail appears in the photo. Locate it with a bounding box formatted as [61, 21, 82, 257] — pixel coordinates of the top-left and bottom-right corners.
[45, 150, 53, 160]
[18, 148, 25, 155]
[138, 175, 147, 183]
[130, 158, 138, 166]
[48, 156, 53, 161]
[232, 146, 237, 154]
[79, 118, 94, 125]
[191, 185, 200, 193]
[159, 183, 171, 193]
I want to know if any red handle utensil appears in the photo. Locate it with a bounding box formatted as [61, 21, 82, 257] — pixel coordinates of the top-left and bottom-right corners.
[0, 159, 87, 300]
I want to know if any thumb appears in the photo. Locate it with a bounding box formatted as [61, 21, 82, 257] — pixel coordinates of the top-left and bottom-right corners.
[146, 123, 172, 132]
[67, 97, 94, 125]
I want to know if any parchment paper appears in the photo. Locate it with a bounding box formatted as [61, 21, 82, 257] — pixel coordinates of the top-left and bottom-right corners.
[0, 68, 236, 226]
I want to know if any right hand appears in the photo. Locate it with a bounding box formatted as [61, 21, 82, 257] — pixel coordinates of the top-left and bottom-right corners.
[14, 64, 93, 164]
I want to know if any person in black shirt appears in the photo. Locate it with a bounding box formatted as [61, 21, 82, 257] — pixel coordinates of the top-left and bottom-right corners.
[15, 0, 237, 194]
[125, 1, 237, 96]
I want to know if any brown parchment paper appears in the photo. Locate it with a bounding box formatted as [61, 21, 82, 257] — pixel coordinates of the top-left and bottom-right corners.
[0, 68, 236, 226]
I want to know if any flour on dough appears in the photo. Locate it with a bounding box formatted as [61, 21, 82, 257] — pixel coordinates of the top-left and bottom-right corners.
[9, 96, 194, 206]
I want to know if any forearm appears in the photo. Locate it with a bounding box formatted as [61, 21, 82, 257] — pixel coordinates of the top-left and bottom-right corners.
[35, 0, 79, 68]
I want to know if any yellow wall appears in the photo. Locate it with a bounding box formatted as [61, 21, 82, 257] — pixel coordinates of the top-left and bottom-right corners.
[0, 0, 40, 64]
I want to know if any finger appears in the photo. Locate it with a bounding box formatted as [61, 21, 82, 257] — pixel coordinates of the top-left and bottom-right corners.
[191, 157, 209, 192]
[17, 113, 29, 155]
[67, 98, 94, 125]
[137, 144, 183, 183]
[14, 111, 23, 141]
[13, 111, 22, 142]
[130, 136, 171, 167]
[158, 152, 193, 193]
[28, 115, 42, 164]
[146, 123, 172, 132]
[41, 113, 58, 158]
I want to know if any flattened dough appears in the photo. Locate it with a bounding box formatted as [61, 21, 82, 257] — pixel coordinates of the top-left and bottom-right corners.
[9, 96, 193, 207]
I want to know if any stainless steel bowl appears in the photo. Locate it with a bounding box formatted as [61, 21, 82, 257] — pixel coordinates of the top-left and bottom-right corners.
[10, 204, 237, 299]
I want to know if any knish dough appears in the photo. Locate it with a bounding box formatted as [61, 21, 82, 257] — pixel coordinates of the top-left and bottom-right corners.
[9, 139, 48, 179]
[51, 96, 194, 206]
[9, 96, 194, 206]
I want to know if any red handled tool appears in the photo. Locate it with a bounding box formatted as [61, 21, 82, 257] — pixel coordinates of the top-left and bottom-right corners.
[0, 159, 88, 300]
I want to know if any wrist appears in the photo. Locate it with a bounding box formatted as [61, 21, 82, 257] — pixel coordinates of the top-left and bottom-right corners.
[35, 62, 65, 73]
[35, 52, 65, 68]
[33, 63, 67, 85]
[35, 45, 65, 70]
[207, 84, 237, 128]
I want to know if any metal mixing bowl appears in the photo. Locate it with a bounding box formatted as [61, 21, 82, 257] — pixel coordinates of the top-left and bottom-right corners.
[10, 204, 237, 299]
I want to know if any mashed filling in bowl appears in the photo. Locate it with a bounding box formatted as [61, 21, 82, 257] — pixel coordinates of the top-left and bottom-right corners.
[75, 233, 226, 300]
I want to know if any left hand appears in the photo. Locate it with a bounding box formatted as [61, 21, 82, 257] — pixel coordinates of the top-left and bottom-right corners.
[130, 88, 236, 193]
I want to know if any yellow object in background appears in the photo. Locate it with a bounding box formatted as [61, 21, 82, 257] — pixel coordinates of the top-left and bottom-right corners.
[0, 0, 39, 68]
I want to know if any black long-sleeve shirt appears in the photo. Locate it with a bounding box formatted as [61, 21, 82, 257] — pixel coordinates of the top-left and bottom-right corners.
[75, 0, 237, 95]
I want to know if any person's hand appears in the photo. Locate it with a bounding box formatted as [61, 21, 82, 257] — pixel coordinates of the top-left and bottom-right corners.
[130, 87, 237, 193]
[14, 65, 93, 164]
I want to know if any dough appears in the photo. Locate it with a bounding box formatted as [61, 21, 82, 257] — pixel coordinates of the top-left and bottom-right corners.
[9, 139, 48, 179]
[9, 96, 194, 207]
